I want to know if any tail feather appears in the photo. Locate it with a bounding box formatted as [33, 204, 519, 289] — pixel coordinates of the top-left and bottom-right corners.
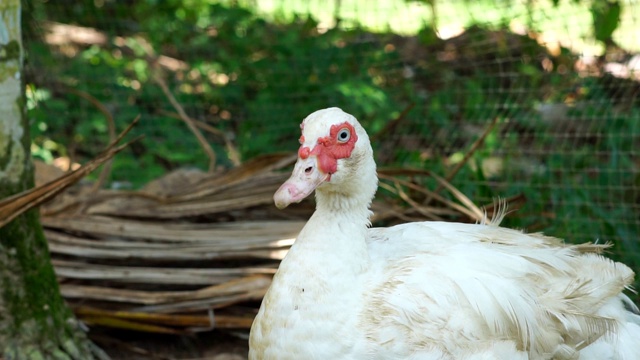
[578, 295, 640, 359]
[620, 294, 640, 319]
[480, 198, 509, 227]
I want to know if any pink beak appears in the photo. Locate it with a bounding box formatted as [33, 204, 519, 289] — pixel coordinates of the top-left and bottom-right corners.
[273, 156, 329, 209]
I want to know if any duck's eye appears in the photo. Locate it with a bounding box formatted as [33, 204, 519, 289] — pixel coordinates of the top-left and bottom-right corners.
[337, 128, 350, 143]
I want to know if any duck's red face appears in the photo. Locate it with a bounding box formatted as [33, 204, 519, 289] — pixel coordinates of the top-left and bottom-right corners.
[298, 122, 358, 179]
[274, 119, 359, 209]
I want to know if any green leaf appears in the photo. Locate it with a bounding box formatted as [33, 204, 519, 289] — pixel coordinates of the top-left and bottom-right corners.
[590, 0, 621, 43]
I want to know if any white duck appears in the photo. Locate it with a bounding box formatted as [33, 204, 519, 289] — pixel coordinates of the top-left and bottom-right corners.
[249, 107, 640, 359]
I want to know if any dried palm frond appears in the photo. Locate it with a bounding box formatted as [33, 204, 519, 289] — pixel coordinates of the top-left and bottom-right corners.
[16, 123, 522, 334]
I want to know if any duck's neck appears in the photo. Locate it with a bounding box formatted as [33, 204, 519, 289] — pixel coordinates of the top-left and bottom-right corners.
[315, 187, 374, 224]
[288, 182, 376, 278]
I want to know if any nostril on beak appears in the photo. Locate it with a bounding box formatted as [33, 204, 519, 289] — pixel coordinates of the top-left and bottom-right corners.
[304, 167, 313, 174]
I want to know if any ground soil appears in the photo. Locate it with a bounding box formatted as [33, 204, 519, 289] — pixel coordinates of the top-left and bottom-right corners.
[93, 329, 249, 360]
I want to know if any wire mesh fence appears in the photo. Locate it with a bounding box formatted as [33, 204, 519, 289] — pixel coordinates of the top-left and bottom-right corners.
[27, 0, 639, 289]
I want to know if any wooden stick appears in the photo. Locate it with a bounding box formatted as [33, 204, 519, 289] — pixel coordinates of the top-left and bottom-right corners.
[66, 87, 116, 191]
[159, 110, 241, 166]
[153, 72, 218, 171]
[424, 116, 501, 204]
[0, 118, 140, 228]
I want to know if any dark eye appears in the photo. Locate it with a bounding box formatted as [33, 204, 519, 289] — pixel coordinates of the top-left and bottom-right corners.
[337, 128, 350, 143]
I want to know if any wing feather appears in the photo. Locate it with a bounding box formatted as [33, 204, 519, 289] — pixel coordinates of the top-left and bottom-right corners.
[363, 221, 635, 358]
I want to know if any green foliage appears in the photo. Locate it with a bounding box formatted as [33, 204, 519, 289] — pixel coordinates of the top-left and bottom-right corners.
[26, 1, 639, 293]
[26, 1, 406, 186]
[590, 0, 621, 44]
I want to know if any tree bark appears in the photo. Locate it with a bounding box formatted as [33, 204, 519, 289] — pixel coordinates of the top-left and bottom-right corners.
[0, 2, 105, 359]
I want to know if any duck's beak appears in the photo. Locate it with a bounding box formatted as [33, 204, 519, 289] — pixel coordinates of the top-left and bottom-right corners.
[273, 156, 329, 209]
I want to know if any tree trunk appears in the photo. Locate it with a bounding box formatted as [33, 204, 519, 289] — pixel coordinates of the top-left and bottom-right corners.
[0, 2, 105, 359]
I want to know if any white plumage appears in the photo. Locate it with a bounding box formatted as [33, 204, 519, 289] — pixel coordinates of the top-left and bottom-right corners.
[249, 107, 640, 359]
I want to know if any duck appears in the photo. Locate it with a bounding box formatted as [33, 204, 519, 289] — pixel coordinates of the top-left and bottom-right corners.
[249, 107, 640, 359]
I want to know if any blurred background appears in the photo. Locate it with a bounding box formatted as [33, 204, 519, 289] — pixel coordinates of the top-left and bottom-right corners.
[25, 0, 639, 355]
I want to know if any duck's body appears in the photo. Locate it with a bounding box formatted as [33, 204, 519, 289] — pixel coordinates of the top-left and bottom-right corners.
[249, 108, 640, 359]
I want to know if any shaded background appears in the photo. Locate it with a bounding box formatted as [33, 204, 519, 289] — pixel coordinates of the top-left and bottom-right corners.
[26, 0, 639, 305]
